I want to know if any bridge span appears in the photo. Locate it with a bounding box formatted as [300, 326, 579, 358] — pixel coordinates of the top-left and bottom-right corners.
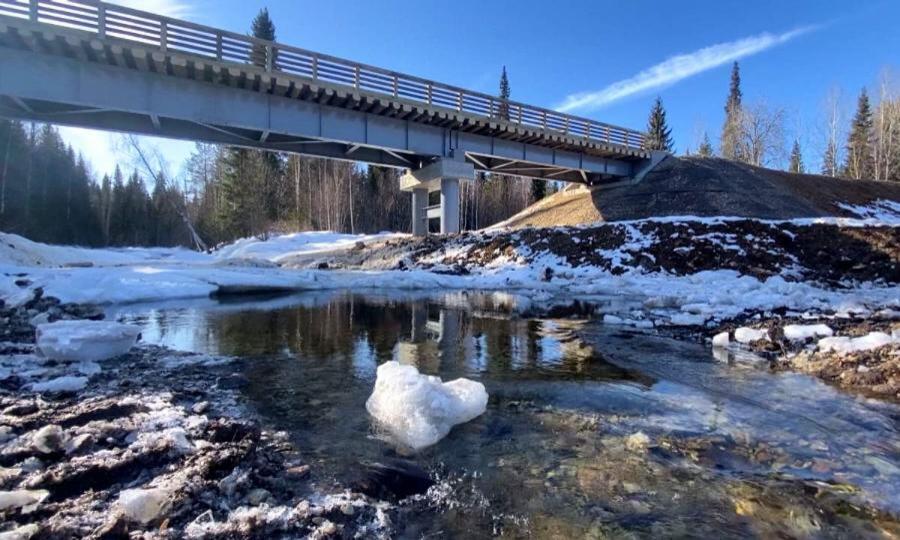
[0, 0, 660, 234]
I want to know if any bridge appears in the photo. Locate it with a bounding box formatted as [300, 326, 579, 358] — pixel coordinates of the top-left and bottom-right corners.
[0, 0, 662, 235]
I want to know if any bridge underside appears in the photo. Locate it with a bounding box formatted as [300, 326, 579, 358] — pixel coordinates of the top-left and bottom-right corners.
[0, 19, 649, 185]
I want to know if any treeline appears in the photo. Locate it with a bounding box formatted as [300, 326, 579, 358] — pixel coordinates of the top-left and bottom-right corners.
[644, 62, 900, 182]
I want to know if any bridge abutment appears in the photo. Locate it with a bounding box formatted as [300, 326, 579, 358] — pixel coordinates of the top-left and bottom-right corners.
[401, 159, 474, 236]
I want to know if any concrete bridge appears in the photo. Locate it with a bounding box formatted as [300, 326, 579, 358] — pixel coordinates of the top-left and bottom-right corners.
[0, 0, 660, 234]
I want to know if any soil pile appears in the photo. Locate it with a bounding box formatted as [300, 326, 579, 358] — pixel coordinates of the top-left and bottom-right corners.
[497, 156, 900, 228]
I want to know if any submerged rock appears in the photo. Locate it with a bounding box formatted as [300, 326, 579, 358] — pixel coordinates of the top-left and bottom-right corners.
[365, 361, 488, 450]
[354, 459, 434, 502]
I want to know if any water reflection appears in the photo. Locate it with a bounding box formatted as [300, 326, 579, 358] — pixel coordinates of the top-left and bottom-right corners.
[116, 292, 900, 538]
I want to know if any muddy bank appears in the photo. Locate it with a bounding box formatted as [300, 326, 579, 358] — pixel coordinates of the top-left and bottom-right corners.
[283, 219, 900, 287]
[0, 296, 395, 538]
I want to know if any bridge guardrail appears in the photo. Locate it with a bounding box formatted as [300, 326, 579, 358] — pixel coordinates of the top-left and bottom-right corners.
[0, 0, 646, 151]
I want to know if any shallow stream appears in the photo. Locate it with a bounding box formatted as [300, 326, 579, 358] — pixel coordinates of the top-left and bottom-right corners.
[110, 291, 900, 538]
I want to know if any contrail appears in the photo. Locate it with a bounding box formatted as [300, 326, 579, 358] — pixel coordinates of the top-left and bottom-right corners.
[556, 25, 818, 113]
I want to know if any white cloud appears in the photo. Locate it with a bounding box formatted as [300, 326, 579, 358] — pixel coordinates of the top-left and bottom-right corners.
[107, 0, 194, 18]
[556, 25, 818, 113]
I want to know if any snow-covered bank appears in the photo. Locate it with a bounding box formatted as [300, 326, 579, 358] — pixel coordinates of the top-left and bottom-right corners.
[2, 215, 899, 330]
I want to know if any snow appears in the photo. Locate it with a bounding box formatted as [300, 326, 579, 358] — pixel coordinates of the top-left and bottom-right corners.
[783, 324, 833, 341]
[36, 320, 141, 361]
[29, 375, 89, 393]
[836, 199, 900, 225]
[0, 489, 49, 512]
[734, 327, 770, 344]
[212, 231, 398, 263]
[365, 361, 488, 450]
[0, 524, 40, 540]
[118, 487, 172, 524]
[712, 331, 730, 348]
[817, 332, 896, 354]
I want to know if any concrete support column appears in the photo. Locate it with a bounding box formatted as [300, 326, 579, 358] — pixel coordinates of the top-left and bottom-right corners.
[411, 188, 427, 236]
[440, 177, 460, 234]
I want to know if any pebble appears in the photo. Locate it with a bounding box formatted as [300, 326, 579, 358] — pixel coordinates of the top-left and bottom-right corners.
[192, 401, 210, 414]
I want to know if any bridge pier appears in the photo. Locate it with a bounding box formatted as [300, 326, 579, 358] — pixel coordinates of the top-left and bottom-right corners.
[400, 159, 474, 236]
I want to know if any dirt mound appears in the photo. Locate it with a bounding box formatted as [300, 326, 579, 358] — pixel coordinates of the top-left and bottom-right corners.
[497, 156, 900, 228]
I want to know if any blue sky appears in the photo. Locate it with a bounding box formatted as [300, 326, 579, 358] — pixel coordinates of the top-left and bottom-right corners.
[60, 0, 900, 179]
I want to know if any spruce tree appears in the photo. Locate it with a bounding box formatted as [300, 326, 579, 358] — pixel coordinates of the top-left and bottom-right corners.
[697, 133, 713, 157]
[530, 178, 546, 201]
[498, 66, 511, 121]
[788, 140, 804, 173]
[843, 88, 874, 180]
[250, 8, 276, 68]
[822, 139, 838, 177]
[720, 62, 743, 161]
[643, 96, 673, 152]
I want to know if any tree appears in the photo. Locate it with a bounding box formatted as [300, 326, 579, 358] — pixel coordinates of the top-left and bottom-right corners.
[739, 101, 786, 168]
[497, 66, 511, 121]
[530, 178, 546, 201]
[789, 139, 804, 173]
[819, 88, 844, 177]
[643, 96, 673, 152]
[720, 62, 744, 161]
[844, 88, 874, 180]
[697, 133, 714, 157]
[872, 72, 899, 182]
[250, 8, 276, 67]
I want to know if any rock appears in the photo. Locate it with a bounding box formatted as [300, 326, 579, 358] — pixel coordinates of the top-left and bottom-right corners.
[32, 425, 65, 454]
[340, 503, 355, 516]
[1, 403, 37, 416]
[625, 431, 651, 453]
[18, 458, 43, 473]
[192, 401, 210, 414]
[65, 433, 93, 454]
[0, 426, 14, 444]
[286, 464, 311, 479]
[35, 320, 141, 361]
[365, 361, 488, 450]
[354, 459, 434, 502]
[246, 488, 270, 505]
[28, 312, 50, 327]
[118, 488, 171, 524]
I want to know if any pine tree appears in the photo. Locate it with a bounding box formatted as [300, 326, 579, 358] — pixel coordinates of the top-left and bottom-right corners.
[822, 139, 838, 177]
[250, 8, 276, 68]
[497, 66, 511, 121]
[788, 139, 804, 173]
[643, 96, 673, 152]
[843, 88, 874, 180]
[530, 178, 546, 201]
[697, 133, 714, 157]
[720, 62, 744, 161]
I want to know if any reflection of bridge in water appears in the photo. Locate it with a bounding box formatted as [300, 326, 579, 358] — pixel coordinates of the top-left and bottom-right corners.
[0, 0, 666, 235]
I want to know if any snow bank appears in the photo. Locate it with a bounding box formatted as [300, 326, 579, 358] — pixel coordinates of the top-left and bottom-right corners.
[366, 361, 488, 450]
[836, 200, 900, 225]
[0, 489, 49, 512]
[783, 324, 833, 341]
[36, 321, 141, 361]
[213, 231, 398, 263]
[817, 332, 896, 354]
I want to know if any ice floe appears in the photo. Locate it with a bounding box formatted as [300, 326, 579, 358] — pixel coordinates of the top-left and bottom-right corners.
[36, 320, 141, 361]
[366, 361, 488, 450]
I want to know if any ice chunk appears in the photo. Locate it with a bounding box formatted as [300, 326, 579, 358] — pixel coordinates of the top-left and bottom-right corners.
[0, 489, 49, 512]
[818, 332, 895, 354]
[35, 320, 140, 362]
[118, 487, 172, 524]
[0, 523, 40, 540]
[711, 331, 730, 348]
[783, 324, 833, 341]
[734, 327, 769, 344]
[29, 376, 88, 393]
[366, 361, 488, 450]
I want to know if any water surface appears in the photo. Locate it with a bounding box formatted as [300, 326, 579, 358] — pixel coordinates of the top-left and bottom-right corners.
[113, 291, 900, 538]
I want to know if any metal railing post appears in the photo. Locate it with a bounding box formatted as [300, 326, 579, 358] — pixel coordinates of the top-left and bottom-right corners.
[159, 20, 168, 52]
[311, 56, 319, 80]
[392, 75, 398, 97]
[29, 0, 38, 22]
[457, 90, 462, 112]
[427, 84, 433, 105]
[215, 34, 222, 60]
[542, 111, 547, 130]
[97, 4, 106, 38]
[354, 65, 360, 88]
[265, 44, 273, 71]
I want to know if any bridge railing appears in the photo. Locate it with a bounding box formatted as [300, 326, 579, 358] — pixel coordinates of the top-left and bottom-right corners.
[0, 0, 646, 150]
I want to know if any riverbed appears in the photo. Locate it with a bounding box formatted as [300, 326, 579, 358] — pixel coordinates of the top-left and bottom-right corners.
[106, 290, 900, 538]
